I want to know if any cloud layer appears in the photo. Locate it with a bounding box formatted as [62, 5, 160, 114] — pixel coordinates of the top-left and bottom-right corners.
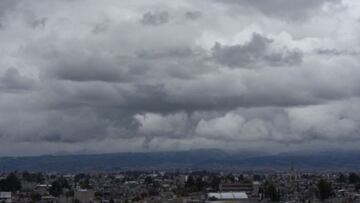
[0, 0, 360, 155]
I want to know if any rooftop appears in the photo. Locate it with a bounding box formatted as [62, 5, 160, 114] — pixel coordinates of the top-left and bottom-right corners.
[207, 192, 248, 200]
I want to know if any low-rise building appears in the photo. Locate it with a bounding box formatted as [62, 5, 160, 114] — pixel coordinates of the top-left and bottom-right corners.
[0, 192, 12, 203]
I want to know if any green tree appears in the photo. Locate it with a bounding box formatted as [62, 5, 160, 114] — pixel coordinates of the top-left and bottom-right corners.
[36, 173, 45, 183]
[49, 177, 70, 197]
[211, 175, 221, 190]
[337, 173, 346, 183]
[49, 181, 63, 197]
[317, 179, 333, 201]
[349, 173, 360, 184]
[30, 192, 41, 202]
[74, 199, 81, 203]
[0, 173, 22, 192]
[79, 178, 92, 189]
[22, 171, 32, 182]
[185, 176, 195, 188]
[264, 183, 281, 202]
[238, 174, 244, 181]
[253, 174, 261, 181]
[144, 176, 153, 185]
[225, 174, 235, 183]
[66, 190, 74, 198]
[195, 177, 205, 191]
[74, 173, 90, 182]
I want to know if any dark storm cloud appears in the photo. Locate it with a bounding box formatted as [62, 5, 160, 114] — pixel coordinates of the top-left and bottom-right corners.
[51, 52, 126, 82]
[0, 68, 34, 92]
[0, 0, 20, 17]
[2, 108, 134, 143]
[212, 33, 303, 68]
[214, 0, 340, 20]
[141, 11, 169, 26]
[0, 0, 359, 155]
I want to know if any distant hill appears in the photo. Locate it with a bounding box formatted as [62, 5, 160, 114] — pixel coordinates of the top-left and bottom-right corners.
[0, 149, 360, 171]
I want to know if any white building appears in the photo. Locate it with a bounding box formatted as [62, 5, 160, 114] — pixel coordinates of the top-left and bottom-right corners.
[0, 192, 12, 203]
[206, 192, 248, 202]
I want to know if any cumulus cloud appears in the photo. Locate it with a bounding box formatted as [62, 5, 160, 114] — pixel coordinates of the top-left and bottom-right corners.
[135, 112, 190, 137]
[194, 99, 360, 144]
[287, 99, 360, 142]
[212, 33, 303, 68]
[0, 0, 359, 155]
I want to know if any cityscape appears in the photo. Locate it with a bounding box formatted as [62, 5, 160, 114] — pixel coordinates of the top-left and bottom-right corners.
[1, 0, 360, 202]
[2, 168, 360, 202]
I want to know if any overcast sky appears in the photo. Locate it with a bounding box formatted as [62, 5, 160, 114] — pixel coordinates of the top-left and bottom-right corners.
[0, 0, 360, 156]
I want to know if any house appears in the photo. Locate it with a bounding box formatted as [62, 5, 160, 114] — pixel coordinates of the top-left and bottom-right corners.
[74, 189, 95, 203]
[0, 192, 12, 203]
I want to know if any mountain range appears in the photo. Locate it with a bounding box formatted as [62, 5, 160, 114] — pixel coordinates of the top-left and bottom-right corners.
[0, 149, 359, 171]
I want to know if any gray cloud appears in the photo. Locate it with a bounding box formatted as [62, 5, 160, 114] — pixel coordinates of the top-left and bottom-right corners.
[135, 98, 360, 146]
[137, 47, 194, 59]
[212, 33, 303, 68]
[185, 11, 202, 21]
[141, 11, 169, 26]
[0, 68, 34, 92]
[31, 17, 47, 29]
[214, 0, 340, 20]
[92, 19, 111, 34]
[316, 48, 360, 56]
[0, 0, 359, 155]
[0, 0, 20, 17]
[0, 0, 20, 29]
[51, 52, 126, 82]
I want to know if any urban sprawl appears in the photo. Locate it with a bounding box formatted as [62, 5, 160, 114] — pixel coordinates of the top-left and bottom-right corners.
[2, 169, 360, 203]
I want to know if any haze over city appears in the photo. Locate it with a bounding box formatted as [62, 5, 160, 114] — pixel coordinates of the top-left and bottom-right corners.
[0, 0, 360, 156]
